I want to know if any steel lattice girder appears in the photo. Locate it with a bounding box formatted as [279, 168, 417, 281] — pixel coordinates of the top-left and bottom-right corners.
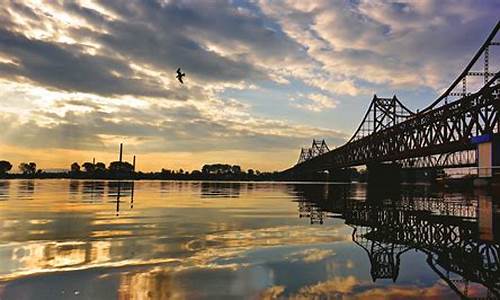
[289, 81, 499, 173]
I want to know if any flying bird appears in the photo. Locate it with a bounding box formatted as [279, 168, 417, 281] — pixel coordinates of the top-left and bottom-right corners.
[176, 68, 186, 84]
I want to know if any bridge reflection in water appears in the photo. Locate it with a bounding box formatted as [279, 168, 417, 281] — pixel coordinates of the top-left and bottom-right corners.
[293, 184, 500, 299]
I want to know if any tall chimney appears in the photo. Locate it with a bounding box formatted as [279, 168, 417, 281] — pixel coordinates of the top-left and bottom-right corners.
[133, 155, 136, 171]
[119, 143, 123, 162]
[92, 157, 95, 165]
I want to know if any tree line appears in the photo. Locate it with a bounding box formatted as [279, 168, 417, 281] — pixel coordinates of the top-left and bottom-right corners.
[0, 160, 40, 176]
[0, 160, 280, 180]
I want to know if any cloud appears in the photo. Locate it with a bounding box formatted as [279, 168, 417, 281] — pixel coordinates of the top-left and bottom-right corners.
[0, 98, 348, 154]
[0, 0, 291, 98]
[0, 0, 498, 170]
[308, 79, 369, 97]
[292, 93, 338, 112]
[259, 0, 499, 91]
[0, 28, 182, 99]
[2, 0, 498, 98]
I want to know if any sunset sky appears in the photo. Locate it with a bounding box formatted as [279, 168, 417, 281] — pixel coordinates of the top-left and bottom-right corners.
[0, 0, 498, 172]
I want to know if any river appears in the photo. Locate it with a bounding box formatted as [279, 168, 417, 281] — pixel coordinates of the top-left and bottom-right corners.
[0, 180, 498, 299]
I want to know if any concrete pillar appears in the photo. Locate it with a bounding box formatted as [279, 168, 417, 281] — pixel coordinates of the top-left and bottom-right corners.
[471, 133, 499, 178]
[478, 140, 492, 177]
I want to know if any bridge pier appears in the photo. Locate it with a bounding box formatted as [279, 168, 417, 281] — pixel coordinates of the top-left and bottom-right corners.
[292, 171, 313, 181]
[472, 133, 500, 178]
[471, 134, 500, 188]
[366, 162, 401, 204]
[287, 170, 329, 181]
[367, 162, 401, 186]
[329, 168, 353, 182]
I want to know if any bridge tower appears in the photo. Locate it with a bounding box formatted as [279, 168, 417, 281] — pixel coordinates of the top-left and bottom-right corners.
[297, 139, 330, 165]
[348, 95, 414, 143]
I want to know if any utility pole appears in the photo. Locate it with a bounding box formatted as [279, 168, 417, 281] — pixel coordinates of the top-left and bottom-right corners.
[119, 143, 123, 163]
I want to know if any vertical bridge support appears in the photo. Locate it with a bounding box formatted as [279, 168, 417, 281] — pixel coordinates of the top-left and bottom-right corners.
[329, 168, 353, 182]
[366, 162, 401, 205]
[471, 134, 500, 178]
[367, 162, 401, 186]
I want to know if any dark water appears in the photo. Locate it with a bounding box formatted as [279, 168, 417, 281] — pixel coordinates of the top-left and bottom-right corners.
[0, 180, 498, 299]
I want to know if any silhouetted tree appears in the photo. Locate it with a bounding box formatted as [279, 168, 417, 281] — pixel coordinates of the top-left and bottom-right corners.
[109, 161, 134, 174]
[231, 165, 241, 174]
[202, 164, 240, 175]
[82, 162, 95, 173]
[247, 169, 255, 176]
[161, 168, 172, 175]
[19, 162, 36, 175]
[201, 165, 210, 174]
[95, 162, 106, 171]
[0, 160, 12, 175]
[191, 170, 202, 177]
[70, 162, 80, 173]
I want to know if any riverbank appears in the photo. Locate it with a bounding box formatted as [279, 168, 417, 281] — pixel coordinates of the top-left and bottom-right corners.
[0, 172, 282, 181]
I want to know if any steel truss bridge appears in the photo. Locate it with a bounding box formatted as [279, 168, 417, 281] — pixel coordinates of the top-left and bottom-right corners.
[294, 184, 500, 299]
[286, 22, 500, 175]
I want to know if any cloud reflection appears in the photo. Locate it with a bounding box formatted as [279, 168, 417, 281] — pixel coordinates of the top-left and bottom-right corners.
[286, 248, 336, 263]
[0, 181, 492, 299]
[0, 222, 349, 283]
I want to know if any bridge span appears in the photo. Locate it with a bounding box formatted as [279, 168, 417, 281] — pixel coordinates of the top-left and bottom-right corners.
[284, 22, 500, 179]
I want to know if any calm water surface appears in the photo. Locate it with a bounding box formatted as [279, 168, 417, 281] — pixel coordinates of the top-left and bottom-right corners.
[0, 180, 498, 299]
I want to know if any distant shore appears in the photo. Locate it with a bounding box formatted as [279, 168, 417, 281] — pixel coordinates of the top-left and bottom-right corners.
[0, 162, 287, 181]
[0, 172, 284, 181]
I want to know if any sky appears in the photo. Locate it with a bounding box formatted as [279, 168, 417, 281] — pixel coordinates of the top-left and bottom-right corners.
[0, 0, 498, 172]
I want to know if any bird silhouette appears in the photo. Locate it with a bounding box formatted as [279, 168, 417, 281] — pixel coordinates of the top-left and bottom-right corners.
[176, 68, 185, 84]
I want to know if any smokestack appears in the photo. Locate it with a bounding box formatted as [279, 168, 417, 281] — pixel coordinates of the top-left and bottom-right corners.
[119, 143, 123, 162]
[133, 155, 136, 171]
[92, 157, 95, 165]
